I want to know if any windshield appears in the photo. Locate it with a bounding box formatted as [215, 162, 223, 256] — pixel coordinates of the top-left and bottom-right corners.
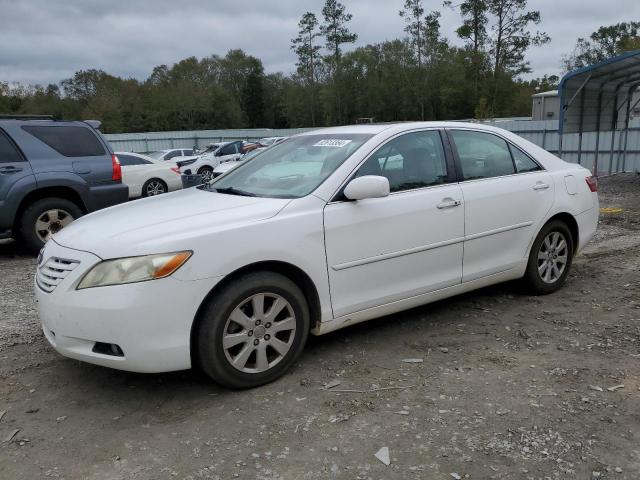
[210, 134, 372, 198]
[148, 151, 166, 160]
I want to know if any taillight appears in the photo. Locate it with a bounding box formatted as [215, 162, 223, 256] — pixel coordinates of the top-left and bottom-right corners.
[585, 176, 598, 192]
[111, 154, 122, 182]
[170, 166, 180, 175]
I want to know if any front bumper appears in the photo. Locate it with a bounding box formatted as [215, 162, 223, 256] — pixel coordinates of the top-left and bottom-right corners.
[35, 239, 219, 373]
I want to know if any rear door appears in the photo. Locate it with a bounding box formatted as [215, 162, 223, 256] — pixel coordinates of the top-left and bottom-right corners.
[447, 129, 554, 282]
[0, 128, 35, 227]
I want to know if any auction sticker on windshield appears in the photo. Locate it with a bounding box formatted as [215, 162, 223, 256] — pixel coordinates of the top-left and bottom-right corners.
[313, 139, 353, 148]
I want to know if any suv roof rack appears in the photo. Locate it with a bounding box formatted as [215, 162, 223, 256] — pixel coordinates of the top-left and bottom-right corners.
[0, 114, 56, 120]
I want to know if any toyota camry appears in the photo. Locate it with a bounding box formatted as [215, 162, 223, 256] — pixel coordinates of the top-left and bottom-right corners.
[35, 122, 599, 388]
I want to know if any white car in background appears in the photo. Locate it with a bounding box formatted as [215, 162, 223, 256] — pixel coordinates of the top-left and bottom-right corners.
[36, 122, 598, 389]
[148, 148, 195, 162]
[257, 136, 286, 147]
[212, 147, 266, 179]
[116, 152, 182, 198]
[179, 141, 244, 182]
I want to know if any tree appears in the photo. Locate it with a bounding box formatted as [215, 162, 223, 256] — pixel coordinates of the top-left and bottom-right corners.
[399, 1, 445, 120]
[563, 22, 640, 71]
[320, 0, 357, 123]
[486, 0, 549, 114]
[445, 0, 489, 104]
[291, 12, 322, 126]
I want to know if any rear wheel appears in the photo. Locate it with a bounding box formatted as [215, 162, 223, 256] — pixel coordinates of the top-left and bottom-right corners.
[142, 178, 167, 197]
[196, 271, 310, 389]
[523, 220, 574, 295]
[197, 166, 214, 183]
[19, 197, 83, 253]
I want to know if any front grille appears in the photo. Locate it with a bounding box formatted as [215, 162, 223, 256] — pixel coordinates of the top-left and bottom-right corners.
[36, 256, 80, 293]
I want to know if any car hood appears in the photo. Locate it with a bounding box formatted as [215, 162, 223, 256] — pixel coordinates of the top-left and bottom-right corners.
[53, 187, 291, 259]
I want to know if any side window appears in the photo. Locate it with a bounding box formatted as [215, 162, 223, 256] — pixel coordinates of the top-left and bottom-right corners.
[450, 130, 516, 180]
[22, 126, 105, 157]
[355, 131, 448, 193]
[165, 150, 182, 160]
[510, 145, 541, 173]
[219, 143, 237, 156]
[0, 130, 24, 163]
[117, 154, 145, 166]
[118, 154, 135, 167]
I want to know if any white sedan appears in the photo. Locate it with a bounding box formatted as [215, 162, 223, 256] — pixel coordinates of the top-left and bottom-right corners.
[116, 152, 183, 198]
[36, 122, 598, 389]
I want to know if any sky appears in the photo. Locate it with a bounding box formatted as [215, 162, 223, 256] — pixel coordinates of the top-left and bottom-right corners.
[1, 0, 639, 86]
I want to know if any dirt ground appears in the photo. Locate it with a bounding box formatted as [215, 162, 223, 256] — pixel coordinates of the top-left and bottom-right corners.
[1, 174, 639, 480]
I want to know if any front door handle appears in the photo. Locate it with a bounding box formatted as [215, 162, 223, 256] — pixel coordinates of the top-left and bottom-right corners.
[533, 182, 550, 191]
[0, 166, 22, 174]
[437, 198, 462, 209]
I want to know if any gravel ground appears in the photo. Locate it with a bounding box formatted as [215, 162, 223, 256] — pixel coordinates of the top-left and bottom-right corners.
[0, 174, 639, 480]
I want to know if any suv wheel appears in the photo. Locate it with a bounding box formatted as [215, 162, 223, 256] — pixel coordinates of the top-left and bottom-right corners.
[523, 220, 574, 295]
[197, 166, 213, 183]
[19, 197, 83, 252]
[196, 271, 310, 389]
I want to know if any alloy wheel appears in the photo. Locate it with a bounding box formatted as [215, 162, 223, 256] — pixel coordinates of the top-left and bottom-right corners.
[537, 231, 568, 284]
[145, 180, 166, 196]
[222, 293, 297, 373]
[35, 209, 74, 243]
[199, 168, 213, 182]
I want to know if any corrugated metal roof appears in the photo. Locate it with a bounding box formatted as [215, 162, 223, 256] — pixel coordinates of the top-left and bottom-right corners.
[559, 49, 640, 134]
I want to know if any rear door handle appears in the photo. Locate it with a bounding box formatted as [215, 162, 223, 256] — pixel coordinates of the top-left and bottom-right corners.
[533, 182, 550, 191]
[437, 198, 462, 209]
[0, 166, 22, 174]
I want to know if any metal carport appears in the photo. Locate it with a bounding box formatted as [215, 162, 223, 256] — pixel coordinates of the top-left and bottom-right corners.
[558, 49, 640, 175]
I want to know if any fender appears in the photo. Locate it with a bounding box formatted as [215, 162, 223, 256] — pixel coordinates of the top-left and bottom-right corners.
[0, 172, 38, 228]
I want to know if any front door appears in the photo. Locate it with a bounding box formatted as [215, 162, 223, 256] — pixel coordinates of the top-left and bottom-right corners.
[323, 130, 464, 318]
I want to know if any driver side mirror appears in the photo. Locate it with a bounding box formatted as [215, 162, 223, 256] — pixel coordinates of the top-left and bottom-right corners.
[343, 175, 390, 201]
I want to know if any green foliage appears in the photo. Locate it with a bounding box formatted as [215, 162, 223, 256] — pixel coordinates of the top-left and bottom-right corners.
[563, 22, 640, 72]
[0, 0, 565, 132]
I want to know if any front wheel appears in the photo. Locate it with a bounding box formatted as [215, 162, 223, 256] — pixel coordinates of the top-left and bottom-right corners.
[196, 272, 310, 389]
[523, 220, 574, 295]
[19, 197, 83, 253]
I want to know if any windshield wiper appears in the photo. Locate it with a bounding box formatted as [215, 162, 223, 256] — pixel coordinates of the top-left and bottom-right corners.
[213, 186, 257, 197]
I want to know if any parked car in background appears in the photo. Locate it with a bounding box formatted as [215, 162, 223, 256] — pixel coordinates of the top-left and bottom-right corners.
[179, 141, 243, 182]
[148, 148, 194, 162]
[258, 136, 286, 147]
[116, 152, 182, 198]
[35, 122, 599, 389]
[211, 146, 269, 179]
[0, 116, 128, 252]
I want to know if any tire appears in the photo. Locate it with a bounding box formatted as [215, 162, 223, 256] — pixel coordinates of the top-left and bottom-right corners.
[196, 271, 310, 389]
[197, 166, 214, 183]
[142, 178, 168, 197]
[19, 197, 83, 253]
[523, 220, 574, 295]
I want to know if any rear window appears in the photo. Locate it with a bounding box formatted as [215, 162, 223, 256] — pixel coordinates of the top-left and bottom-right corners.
[22, 125, 105, 157]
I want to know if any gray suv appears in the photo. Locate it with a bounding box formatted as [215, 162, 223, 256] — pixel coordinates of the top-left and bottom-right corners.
[0, 116, 128, 252]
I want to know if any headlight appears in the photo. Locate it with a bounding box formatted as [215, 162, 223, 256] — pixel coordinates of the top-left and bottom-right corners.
[77, 251, 192, 290]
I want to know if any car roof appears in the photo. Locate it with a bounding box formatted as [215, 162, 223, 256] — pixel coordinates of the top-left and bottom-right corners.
[0, 118, 95, 128]
[297, 121, 518, 136]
